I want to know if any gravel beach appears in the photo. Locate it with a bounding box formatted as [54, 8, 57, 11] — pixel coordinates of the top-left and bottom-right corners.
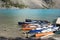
[0, 24, 60, 40]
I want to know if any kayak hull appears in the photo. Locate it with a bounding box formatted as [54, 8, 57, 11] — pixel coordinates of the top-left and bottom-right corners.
[35, 32, 54, 38]
[22, 28, 33, 31]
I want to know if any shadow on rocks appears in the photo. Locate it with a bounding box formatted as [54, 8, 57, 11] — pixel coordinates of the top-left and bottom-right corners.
[0, 37, 56, 40]
[14, 37, 24, 40]
[0, 37, 8, 40]
[48, 37, 56, 40]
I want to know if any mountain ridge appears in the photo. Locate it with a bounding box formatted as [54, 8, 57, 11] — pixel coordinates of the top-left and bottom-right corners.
[0, 0, 60, 9]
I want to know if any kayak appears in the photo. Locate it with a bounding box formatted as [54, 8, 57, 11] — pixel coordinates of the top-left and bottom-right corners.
[22, 28, 36, 31]
[28, 30, 42, 33]
[35, 32, 54, 38]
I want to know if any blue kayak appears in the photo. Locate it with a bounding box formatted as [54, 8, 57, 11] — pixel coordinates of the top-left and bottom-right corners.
[28, 26, 58, 34]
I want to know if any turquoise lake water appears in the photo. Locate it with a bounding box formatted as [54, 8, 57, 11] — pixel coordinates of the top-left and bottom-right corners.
[0, 9, 60, 24]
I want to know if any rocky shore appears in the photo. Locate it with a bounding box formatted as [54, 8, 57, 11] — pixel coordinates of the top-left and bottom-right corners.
[0, 24, 59, 40]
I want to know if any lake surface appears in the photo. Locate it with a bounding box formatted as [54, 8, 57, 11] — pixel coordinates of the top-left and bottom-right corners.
[0, 9, 60, 25]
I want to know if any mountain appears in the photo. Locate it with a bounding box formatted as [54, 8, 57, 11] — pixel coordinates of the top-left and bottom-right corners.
[0, 0, 60, 9]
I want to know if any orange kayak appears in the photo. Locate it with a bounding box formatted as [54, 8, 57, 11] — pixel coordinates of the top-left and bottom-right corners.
[35, 32, 54, 38]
